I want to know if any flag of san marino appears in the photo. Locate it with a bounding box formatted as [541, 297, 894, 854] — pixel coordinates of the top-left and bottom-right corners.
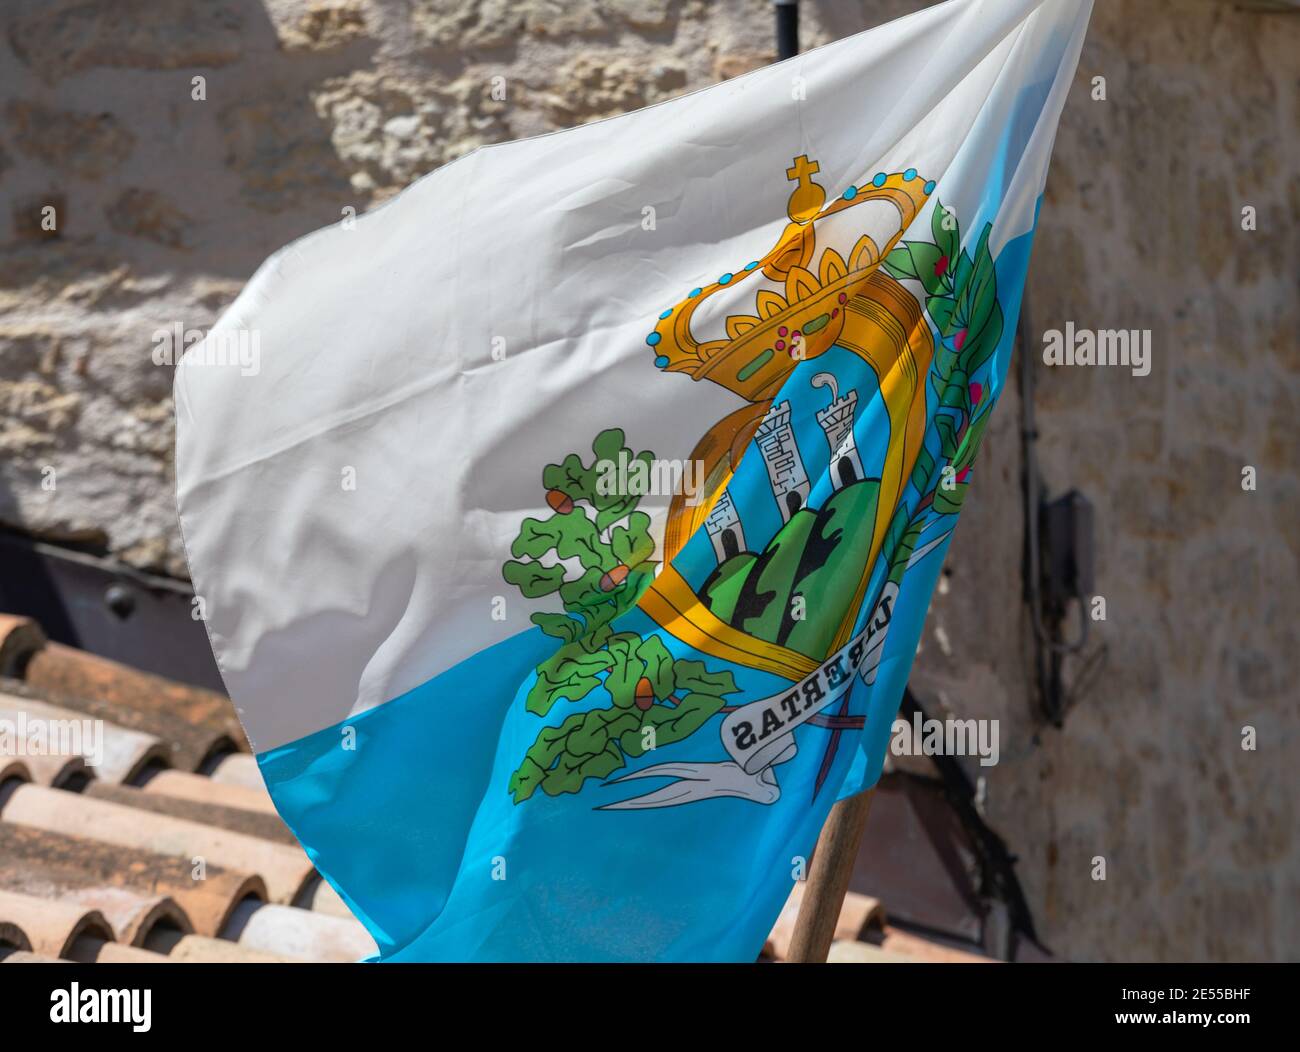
[175, 0, 1093, 961]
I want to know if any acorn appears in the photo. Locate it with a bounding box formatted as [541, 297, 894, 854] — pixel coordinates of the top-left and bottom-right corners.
[546, 489, 573, 514]
[599, 564, 630, 591]
[634, 677, 655, 711]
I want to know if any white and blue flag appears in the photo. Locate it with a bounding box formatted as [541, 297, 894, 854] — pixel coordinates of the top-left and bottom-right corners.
[176, 0, 1092, 961]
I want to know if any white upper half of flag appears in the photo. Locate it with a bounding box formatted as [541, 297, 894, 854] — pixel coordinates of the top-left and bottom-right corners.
[176, 0, 1092, 751]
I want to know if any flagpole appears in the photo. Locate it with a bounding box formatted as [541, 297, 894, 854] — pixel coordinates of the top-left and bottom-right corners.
[786, 787, 874, 962]
[774, 0, 799, 61]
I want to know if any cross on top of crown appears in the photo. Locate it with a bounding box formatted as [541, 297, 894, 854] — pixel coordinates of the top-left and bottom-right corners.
[785, 154, 820, 184]
[785, 154, 826, 224]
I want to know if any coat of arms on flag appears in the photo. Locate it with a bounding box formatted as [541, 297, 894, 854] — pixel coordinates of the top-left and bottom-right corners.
[503, 154, 1001, 809]
[176, 0, 1094, 960]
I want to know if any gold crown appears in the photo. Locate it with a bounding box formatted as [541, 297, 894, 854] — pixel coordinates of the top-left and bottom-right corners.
[645, 155, 934, 403]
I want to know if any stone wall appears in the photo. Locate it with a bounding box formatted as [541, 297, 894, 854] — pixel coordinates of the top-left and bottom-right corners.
[0, 0, 1295, 960]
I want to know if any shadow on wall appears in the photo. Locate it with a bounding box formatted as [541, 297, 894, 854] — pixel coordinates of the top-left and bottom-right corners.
[0, 0, 378, 285]
[0, 0, 388, 580]
[0, 0, 377, 673]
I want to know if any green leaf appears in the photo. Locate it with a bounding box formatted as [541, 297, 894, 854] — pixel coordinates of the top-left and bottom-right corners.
[964, 253, 998, 352]
[526, 645, 614, 715]
[881, 503, 912, 563]
[939, 368, 969, 410]
[926, 295, 956, 337]
[557, 567, 608, 612]
[952, 250, 975, 303]
[542, 742, 625, 797]
[531, 612, 582, 643]
[909, 444, 936, 495]
[610, 511, 654, 568]
[580, 622, 614, 655]
[590, 427, 631, 466]
[931, 202, 959, 267]
[960, 299, 1003, 378]
[503, 559, 566, 599]
[907, 243, 945, 295]
[935, 414, 960, 461]
[509, 758, 546, 802]
[525, 713, 583, 767]
[554, 514, 611, 571]
[888, 516, 926, 584]
[954, 409, 991, 473]
[618, 722, 653, 759]
[568, 709, 613, 757]
[512, 706, 644, 800]
[536, 429, 657, 535]
[642, 692, 726, 747]
[672, 658, 738, 697]
[605, 645, 647, 710]
[595, 488, 642, 530]
[542, 454, 596, 506]
[933, 481, 971, 516]
[510, 517, 567, 560]
[588, 431, 655, 527]
[636, 635, 675, 699]
[883, 245, 919, 280]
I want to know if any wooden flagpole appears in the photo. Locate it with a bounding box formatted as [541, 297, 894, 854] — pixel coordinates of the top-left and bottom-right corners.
[785, 788, 874, 962]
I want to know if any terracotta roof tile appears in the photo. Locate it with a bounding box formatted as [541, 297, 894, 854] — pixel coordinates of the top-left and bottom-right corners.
[55, 888, 190, 948]
[1, 783, 316, 904]
[0, 609, 990, 964]
[0, 823, 265, 938]
[85, 781, 296, 845]
[0, 918, 32, 954]
[0, 758, 28, 785]
[1, 671, 238, 773]
[0, 692, 167, 784]
[69, 937, 173, 964]
[153, 932, 295, 964]
[138, 767, 278, 815]
[26, 639, 244, 746]
[0, 615, 245, 759]
[301, 878, 354, 920]
[0, 950, 65, 963]
[0, 615, 45, 679]
[0, 745, 85, 788]
[0, 888, 114, 958]
[220, 899, 376, 962]
[827, 939, 919, 963]
[205, 752, 262, 789]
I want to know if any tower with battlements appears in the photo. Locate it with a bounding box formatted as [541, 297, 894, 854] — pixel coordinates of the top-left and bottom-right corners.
[755, 401, 811, 522]
[816, 388, 864, 490]
[704, 489, 746, 562]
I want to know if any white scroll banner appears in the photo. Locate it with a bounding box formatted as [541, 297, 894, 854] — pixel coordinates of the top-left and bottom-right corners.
[602, 582, 899, 808]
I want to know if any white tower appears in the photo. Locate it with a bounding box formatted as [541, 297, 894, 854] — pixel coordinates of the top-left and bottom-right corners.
[755, 401, 811, 522]
[704, 489, 746, 562]
[813, 373, 864, 490]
